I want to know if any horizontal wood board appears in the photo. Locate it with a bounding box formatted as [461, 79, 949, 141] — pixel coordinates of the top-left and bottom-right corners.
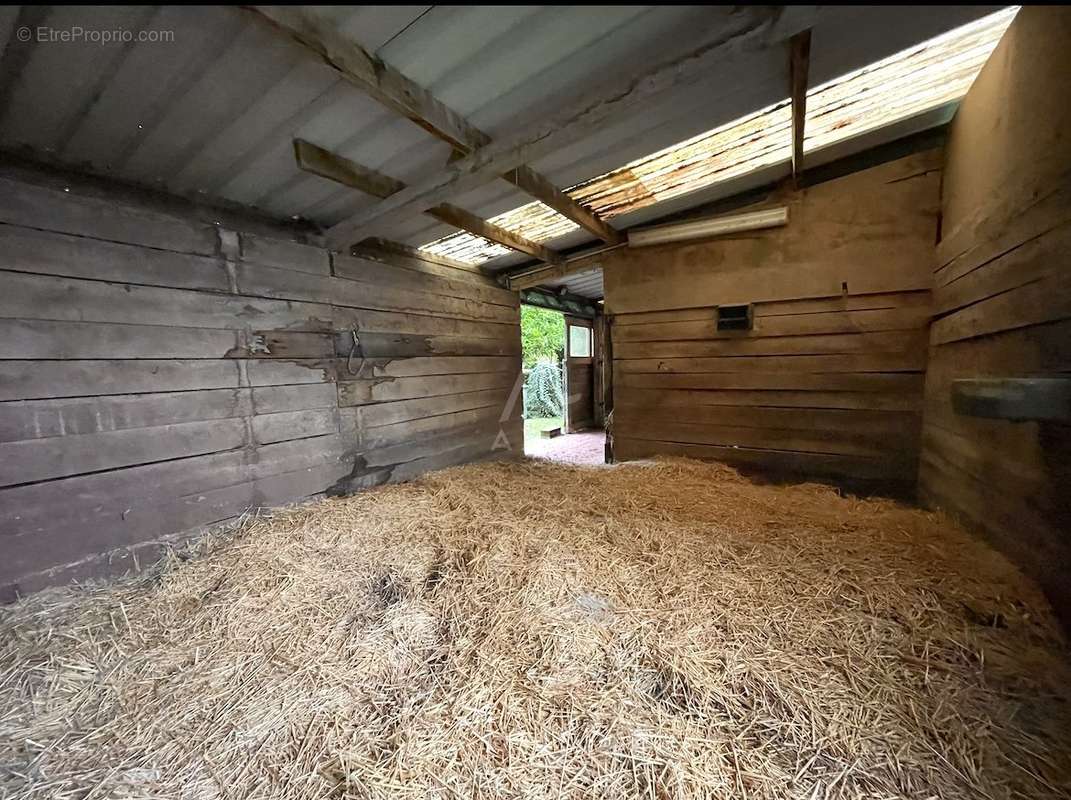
[0, 172, 522, 600]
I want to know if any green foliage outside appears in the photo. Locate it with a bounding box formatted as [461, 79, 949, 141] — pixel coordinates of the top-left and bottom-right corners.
[524, 361, 564, 418]
[520, 305, 565, 369]
[521, 305, 566, 419]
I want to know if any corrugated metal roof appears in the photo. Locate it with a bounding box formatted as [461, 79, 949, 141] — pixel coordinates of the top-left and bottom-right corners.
[539, 268, 605, 301]
[0, 5, 1006, 261]
[420, 7, 1016, 265]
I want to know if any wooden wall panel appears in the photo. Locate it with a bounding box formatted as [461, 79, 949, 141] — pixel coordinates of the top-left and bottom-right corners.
[917, 7, 1071, 624]
[604, 151, 940, 495]
[0, 170, 522, 601]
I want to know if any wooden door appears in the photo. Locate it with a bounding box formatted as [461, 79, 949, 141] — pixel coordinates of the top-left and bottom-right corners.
[563, 315, 595, 432]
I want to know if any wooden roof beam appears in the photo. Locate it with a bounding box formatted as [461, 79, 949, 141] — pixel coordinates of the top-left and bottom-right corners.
[253, 6, 620, 247]
[790, 29, 812, 185]
[320, 6, 817, 249]
[295, 139, 562, 265]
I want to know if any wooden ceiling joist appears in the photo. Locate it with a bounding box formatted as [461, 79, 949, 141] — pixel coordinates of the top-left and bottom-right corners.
[319, 6, 817, 249]
[790, 29, 812, 184]
[253, 6, 619, 248]
[295, 139, 562, 265]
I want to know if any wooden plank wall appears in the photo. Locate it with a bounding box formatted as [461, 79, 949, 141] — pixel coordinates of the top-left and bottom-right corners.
[603, 150, 941, 495]
[919, 8, 1071, 623]
[0, 172, 522, 601]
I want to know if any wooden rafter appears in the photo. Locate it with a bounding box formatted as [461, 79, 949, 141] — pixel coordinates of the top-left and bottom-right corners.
[253, 6, 620, 247]
[318, 6, 817, 249]
[790, 29, 812, 184]
[295, 139, 562, 265]
[349, 237, 478, 272]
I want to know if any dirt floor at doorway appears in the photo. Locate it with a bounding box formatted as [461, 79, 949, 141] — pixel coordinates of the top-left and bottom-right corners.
[2, 458, 1070, 799]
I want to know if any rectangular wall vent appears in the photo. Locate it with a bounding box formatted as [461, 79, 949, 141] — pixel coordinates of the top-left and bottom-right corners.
[716, 304, 752, 331]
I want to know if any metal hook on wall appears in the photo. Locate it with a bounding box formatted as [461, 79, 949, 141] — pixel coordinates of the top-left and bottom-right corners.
[346, 326, 366, 378]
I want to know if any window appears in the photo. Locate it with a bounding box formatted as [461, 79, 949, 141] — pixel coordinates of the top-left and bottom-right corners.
[716, 304, 752, 332]
[568, 325, 592, 357]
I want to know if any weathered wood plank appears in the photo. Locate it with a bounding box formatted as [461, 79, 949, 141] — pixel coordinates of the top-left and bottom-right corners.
[349, 404, 515, 450]
[332, 331, 521, 358]
[0, 359, 240, 401]
[613, 403, 919, 436]
[613, 436, 911, 481]
[0, 389, 250, 443]
[933, 223, 1070, 316]
[355, 356, 518, 379]
[613, 291, 931, 326]
[240, 231, 329, 276]
[378, 422, 523, 486]
[246, 359, 335, 387]
[0, 222, 228, 290]
[613, 307, 931, 343]
[252, 408, 338, 445]
[294, 139, 564, 262]
[349, 239, 489, 286]
[508, 165, 622, 246]
[234, 261, 519, 324]
[0, 269, 518, 339]
[0, 383, 337, 444]
[930, 269, 1071, 345]
[353, 387, 514, 429]
[0, 435, 348, 541]
[333, 253, 516, 307]
[0, 319, 240, 360]
[338, 371, 518, 407]
[617, 387, 923, 412]
[0, 178, 218, 255]
[426, 202, 562, 264]
[0, 269, 330, 331]
[253, 383, 338, 414]
[1, 447, 352, 582]
[615, 351, 925, 375]
[612, 330, 930, 360]
[0, 418, 248, 487]
[615, 369, 924, 394]
[616, 419, 915, 460]
[359, 419, 508, 469]
[789, 29, 811, 182]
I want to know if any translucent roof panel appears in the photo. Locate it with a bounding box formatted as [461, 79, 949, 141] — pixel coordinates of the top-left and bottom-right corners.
[419, 7, 1016, 266]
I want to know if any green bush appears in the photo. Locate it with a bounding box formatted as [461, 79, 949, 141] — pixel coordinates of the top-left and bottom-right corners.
[524, 361, 564, 418]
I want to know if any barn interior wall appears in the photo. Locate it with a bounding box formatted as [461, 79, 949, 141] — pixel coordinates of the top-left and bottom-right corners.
[602, 149, 942, 497]
[918, 7, 1071, 623]
[0, 169, 523, 601]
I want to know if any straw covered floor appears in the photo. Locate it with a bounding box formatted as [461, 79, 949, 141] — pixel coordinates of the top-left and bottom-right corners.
[2, 458, 1070, 799]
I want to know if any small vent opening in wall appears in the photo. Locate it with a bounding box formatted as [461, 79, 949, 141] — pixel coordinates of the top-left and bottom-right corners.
[716, 304, 752, 331]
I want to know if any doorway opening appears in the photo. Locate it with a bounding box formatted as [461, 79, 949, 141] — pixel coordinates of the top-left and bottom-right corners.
[520, 304, 606, 464]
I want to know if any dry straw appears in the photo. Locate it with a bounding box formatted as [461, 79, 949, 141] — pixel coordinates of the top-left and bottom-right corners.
[2, 458, 1069, 799]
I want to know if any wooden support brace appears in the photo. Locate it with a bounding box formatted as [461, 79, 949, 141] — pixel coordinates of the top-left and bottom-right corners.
[255, 7, 620, 246]
[295, 139, 561, 264]
[790, 29, 812, 184]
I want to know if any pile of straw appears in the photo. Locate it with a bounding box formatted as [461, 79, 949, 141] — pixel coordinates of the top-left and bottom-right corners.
[2, 458, 1070, 799]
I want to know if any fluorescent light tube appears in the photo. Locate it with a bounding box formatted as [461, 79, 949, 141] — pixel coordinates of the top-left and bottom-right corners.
[627, 206, 788, 247]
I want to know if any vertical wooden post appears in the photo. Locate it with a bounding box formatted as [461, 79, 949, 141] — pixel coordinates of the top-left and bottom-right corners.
[790, 29, 812, 186]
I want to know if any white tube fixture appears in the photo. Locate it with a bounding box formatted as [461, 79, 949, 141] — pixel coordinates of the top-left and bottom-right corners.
[627, 206, 789, 248]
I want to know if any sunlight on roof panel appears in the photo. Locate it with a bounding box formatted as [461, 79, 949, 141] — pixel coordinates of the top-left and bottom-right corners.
[804, 7, 1018, 152]
[420, 8, 1016, 265]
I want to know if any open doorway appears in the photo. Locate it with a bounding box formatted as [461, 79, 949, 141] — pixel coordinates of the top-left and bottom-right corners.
[520, 304, 606, 464]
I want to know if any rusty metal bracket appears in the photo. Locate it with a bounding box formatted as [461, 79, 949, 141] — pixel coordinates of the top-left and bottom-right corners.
[951, 378, 1071, 422]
